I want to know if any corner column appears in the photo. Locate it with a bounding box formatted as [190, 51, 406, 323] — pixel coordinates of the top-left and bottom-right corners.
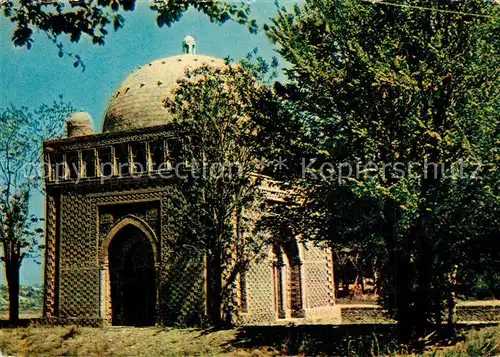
[43, 192, 59, 317]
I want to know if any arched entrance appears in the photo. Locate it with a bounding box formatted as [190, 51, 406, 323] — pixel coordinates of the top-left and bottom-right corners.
[272, 241, 304, 319]
[101, 218, 157, 326]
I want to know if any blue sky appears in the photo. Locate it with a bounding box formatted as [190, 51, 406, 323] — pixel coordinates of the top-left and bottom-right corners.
[0, 1, 291, 285]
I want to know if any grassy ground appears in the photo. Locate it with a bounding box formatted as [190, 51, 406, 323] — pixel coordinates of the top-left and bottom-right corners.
[428, 326, 499, 357]
[0, 326, 275, 357]
[0, 324, 498, 356]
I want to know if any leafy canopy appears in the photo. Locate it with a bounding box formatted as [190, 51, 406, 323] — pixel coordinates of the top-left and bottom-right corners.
[165, 62, 280, 323]
[0, 98, 73, 264]
[1, 0, 257, 68]
[265, 0, 499, 333]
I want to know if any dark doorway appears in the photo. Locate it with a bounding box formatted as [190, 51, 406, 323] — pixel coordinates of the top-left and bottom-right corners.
[109, 224, 156, 326]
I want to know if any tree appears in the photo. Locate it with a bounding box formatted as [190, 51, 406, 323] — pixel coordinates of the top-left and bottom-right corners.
[0, 98, 73, 323]
[265, 0, 499, 338]
[1, 0, 256, 67]
[164, 63, 279, 325]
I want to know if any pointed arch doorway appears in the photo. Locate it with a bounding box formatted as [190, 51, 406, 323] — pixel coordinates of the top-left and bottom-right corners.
[272, 241, 304, 319]
[100, 217, 158, 326]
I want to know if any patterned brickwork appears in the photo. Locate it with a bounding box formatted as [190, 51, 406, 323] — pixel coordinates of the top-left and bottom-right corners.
[44, 125, 179, 152]
[41, 59, 337, 326]
[59, 267, 99, 317]
[157, 186, 206, 325]
[46, 183, 207, 323]
[239, 241, 336, 325]
[242, 251, 275, 324]
[43, 193, 58, 316]
[94, 186, 205, 325]
[59, 192, 99, 317]
[302, 245, 334, 310]
[340, 306, 393, 324]
[98, 200, 160, 246]
[45, 168, 336, 325]
[103, 55, 226, 133]
[60, 193, 96, 267]
[46, 182, 337, 325]
[289, 264, 304, 318]
[457, 304, 500, 322]
[158, 253, 205, 325]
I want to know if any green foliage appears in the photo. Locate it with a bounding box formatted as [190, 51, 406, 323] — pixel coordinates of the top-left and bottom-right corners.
[239, 48, 280, 85]
[0, 97, 73, 322]
[0, 97, 73, 263]
[265, 0, 499, 335]
[165, 64, 278, 323]
[1, 0, 256, 67]
[0, 284, 43, 313]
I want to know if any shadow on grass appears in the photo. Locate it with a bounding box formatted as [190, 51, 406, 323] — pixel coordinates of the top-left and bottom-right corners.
[0, 318, 33, 328]
[225, 324, 401, 356]
[224, 323, 499, 356]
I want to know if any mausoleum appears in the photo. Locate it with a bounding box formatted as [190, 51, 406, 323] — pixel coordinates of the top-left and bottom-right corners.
[42, 36, 336, 326]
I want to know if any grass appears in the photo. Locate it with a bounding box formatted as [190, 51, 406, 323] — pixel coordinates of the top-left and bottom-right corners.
[422, 326, 500, 357]
[339, 326, 500, 356]
[0, 325, 278, 356]
[0, 324, 497, 356]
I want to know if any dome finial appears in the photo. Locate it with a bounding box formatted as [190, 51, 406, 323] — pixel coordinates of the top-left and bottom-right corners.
[182, 35, 196, 55]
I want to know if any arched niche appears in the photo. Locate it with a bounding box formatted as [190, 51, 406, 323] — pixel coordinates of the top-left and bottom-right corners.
[99, 216, 159, 325]
[272, 239, 304, 319]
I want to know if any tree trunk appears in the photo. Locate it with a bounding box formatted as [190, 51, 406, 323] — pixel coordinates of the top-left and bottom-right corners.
[381, 199, 413, 340]
[5, 260, 21, 325]
[343, 278, 349, 297]
[394, 252, 413, 340]
[415, 229, 433, 336]
[352, 273, 363, 296]
[446, 266, 458, 335]
[206, 247, 223, 326]
[374, 270, 380, 297]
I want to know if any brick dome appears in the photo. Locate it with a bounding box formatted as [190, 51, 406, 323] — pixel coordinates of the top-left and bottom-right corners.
[66, 112, 94, 137]
[102, 54, 226, 133]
